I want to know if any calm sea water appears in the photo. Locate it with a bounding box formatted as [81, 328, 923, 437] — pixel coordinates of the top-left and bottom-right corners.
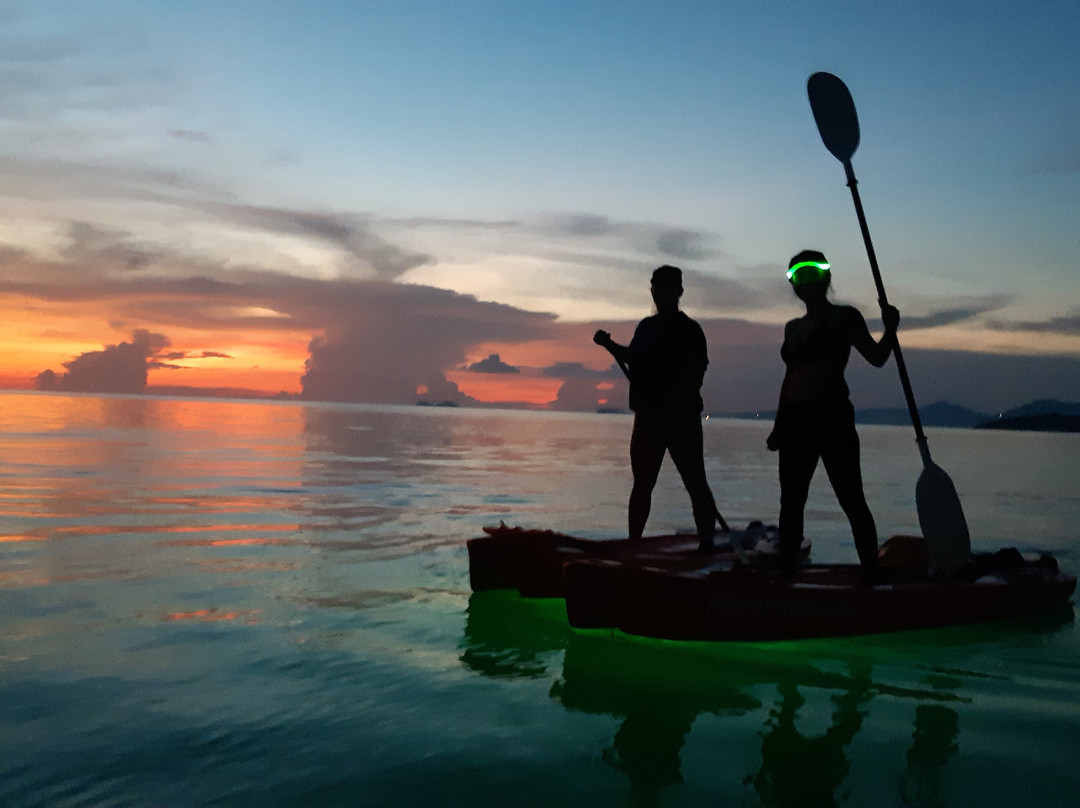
[1, 391, 1078, 808]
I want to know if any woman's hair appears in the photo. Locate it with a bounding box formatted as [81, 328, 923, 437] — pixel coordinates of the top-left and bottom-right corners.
[788, 249, 828, 269]
[787, 250, 831, 288]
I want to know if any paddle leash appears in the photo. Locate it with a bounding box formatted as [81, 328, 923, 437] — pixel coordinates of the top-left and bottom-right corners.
[806, 72, 970, 575]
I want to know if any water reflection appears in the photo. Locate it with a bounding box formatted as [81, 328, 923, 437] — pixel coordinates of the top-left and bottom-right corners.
[299, 404, 632, 553]
[750, 669, 872, 807]
[461, 589, 976, 806]
[460, 590, 572, 679]
[899, 704, 960, 807]
[553, 631, 758, 802]
[0, 394, 307, 589]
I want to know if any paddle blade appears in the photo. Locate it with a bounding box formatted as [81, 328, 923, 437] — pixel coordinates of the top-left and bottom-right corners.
[916, 461, 971, 576]
[807, 72, 860, 163]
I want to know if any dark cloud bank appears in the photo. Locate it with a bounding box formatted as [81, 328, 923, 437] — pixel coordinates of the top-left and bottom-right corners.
[14, 213, 1080, 413]
[31, 312, 1080, 415]
[466, 354, 519, 374]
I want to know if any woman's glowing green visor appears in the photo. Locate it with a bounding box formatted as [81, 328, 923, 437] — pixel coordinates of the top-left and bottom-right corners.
[786, 260, 831, 286]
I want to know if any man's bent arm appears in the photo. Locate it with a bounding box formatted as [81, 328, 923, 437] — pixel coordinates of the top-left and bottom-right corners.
[594, 330, 630, 367]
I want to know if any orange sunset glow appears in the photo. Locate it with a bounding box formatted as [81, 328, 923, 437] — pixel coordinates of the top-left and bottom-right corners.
[444, 369, 564, 406]
[0, 292, 309, 395]
[147, 340, 306, 396]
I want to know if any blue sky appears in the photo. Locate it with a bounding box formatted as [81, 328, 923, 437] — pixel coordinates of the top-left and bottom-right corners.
[2, 1, 1079, 410]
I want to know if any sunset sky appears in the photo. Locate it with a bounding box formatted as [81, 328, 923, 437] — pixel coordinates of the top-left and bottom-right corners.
[3, 1, 1079, 413]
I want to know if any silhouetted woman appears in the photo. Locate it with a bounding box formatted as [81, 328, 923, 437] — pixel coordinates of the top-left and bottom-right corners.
[767, 250, 899, 578]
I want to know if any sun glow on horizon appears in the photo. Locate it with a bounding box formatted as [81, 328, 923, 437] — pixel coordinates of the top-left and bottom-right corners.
[445, 370, 562, 406]
[3, 287, 1078, 407]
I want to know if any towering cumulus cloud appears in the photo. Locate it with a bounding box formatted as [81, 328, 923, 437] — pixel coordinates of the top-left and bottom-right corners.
[34, 329, 170, 394]
[299, 282, 555, 404]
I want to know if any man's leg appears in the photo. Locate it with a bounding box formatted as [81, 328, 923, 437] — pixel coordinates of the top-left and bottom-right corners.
[629, 412, 667, 540]
[667, 411, 718, 551]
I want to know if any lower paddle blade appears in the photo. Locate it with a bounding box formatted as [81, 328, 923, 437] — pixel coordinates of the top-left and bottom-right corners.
[916, 461, 971, 576]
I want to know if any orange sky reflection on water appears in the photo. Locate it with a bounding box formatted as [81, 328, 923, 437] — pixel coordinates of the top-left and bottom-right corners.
[162, 536, 296, 546]
[161, 608, 262, 623]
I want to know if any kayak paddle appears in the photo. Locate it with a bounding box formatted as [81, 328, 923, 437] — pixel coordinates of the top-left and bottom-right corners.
[806, 71, 971, 576]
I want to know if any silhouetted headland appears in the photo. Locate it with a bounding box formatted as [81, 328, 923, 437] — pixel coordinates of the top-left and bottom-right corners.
[720, 399, 1080, 433]
[976, 414, 1080, 433]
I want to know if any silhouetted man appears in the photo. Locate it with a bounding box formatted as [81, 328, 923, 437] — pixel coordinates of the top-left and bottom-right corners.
[594, 265, 720, 552]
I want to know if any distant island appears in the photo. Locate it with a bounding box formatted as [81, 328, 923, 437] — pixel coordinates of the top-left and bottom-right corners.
[975, 413, 1080, 433]
[716, 398, 1080, 434]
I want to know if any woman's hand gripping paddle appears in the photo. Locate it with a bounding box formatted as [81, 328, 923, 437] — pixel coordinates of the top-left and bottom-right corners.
[806, 72, 971, 576]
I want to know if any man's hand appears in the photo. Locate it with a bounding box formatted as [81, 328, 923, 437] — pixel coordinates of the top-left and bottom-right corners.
[593, 329, 612, 347]
[881, 304, 900, 332]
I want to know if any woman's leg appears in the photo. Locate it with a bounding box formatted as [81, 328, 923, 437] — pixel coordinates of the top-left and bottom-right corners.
[778, 439, 819, 573]
[821, 424, 879, 569]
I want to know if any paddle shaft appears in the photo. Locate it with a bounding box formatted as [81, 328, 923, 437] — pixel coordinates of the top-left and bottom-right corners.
[841, 160, 931, 456]
[604, 347, 731, 533]
[810, 72, 969, 572]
